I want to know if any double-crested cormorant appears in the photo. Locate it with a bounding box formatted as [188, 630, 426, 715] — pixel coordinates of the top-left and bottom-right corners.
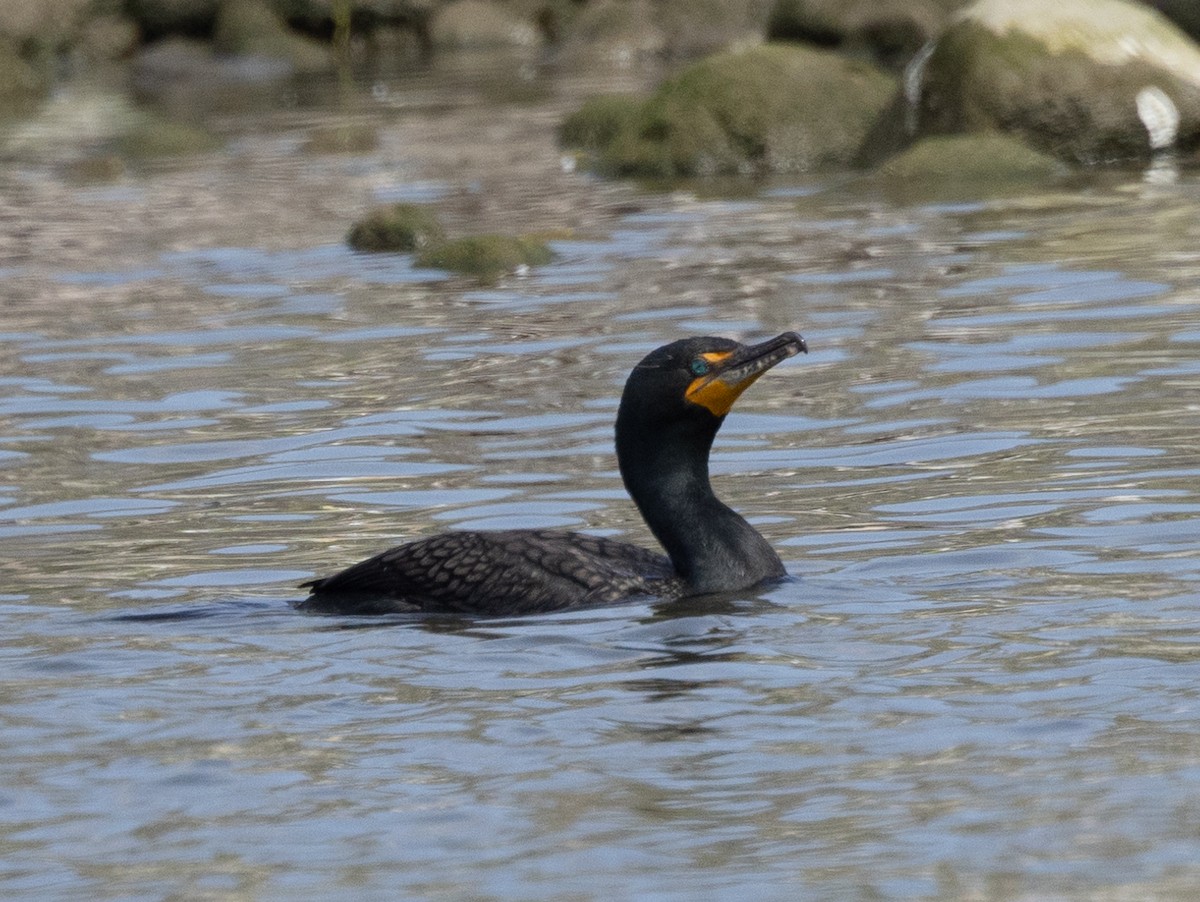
[299, 331, 807, 615]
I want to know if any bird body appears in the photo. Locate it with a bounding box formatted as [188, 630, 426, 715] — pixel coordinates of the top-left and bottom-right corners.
[301, 529, 677, 615]
[300, 332, 807, 616]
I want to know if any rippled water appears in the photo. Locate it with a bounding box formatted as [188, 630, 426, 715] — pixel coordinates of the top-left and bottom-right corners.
[3, 58, 1200, 900]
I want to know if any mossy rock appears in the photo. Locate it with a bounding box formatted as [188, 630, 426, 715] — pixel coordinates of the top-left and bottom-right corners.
[416, 235, 554, 279]
[917, 0, 1200, 163]
[305, 121, 379, 154]
[869, 132, 1064, 201]
[878, 133, 1062, 180]
[559, 94, 644, 151]
[348, 203, 445, 253]
[117, 116, 223, 158]
[562, 43, 896, 177]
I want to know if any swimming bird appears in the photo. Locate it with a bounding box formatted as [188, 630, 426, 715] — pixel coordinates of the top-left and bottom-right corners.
[299, 331, 807, 615]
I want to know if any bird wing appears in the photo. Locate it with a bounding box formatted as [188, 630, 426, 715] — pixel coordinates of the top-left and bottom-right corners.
[300, 529, 676, 615]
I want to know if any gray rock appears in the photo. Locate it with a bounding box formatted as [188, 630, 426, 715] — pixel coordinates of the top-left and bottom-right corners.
[0, 0, 93, 44]
[214, 0, 332, 72]
[0, 38, 45, 117]
[428, 0, 539, 49]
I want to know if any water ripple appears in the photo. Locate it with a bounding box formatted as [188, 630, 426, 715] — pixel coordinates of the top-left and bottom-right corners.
[2, 107, 1199, 901]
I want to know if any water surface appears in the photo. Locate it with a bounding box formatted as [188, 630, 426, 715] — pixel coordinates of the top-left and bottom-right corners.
[2, 57, 1200, 900]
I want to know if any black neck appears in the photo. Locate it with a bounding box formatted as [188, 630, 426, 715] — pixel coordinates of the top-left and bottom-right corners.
[615, 411, 784, 593]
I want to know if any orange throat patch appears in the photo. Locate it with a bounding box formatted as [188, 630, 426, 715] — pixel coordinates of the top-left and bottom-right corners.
[685, 349, 765, 416]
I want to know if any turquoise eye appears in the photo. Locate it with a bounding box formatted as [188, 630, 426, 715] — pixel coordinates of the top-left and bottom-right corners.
[690, 359, 710, 376]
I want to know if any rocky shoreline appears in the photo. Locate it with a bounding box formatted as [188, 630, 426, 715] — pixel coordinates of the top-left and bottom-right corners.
[3, 0, 1200, 280]
[5, 1, 1200, 177]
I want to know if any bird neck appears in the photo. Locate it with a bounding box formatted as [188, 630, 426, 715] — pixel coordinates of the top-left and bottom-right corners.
[615, 414, 784, 593]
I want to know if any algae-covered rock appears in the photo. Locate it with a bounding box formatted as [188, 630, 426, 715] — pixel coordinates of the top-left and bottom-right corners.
[916, 0, 1200, 164]
[559, 94, 644, 152]
[306, 121, 379, 154]
[878, 133, 1062, 181]
[415, 234, 554, 279]
[116, 115, 223, 158]
[214, 0, 332, 72]
[871, 132, 1065, 201]
[347, 203, 445, 252]
[562, 43, 896, 177]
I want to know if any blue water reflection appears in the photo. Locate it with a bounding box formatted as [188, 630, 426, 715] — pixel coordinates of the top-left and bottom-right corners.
[2, 92, 1200, 901]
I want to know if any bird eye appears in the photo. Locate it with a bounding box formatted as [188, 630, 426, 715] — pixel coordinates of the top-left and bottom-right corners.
[689, 358, 710, 376]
